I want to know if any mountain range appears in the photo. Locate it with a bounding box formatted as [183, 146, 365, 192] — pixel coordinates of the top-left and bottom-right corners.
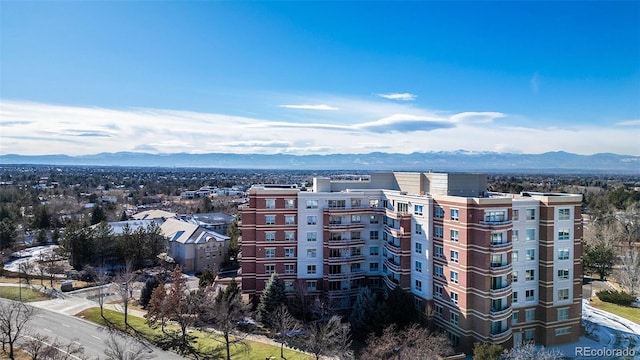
[1, 151, 638, 173]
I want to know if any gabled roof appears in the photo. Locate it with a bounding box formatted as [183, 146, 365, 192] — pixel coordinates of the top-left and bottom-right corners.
[160, 218, 229, 244]
[132, 209, 178, 221]
[106, 219, 162, 235]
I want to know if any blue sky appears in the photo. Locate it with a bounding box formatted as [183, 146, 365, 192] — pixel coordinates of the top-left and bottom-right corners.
[1, 1, 639, 156]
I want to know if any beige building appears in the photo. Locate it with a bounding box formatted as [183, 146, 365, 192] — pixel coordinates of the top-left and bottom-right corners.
[240, 172, 582, 353]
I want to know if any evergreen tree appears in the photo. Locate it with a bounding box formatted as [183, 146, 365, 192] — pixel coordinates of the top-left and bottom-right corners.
[199, 269, 215, 288]
[140, 276, 161, 309]
[349, 287, 385, 341]
[257, 273, 286, 327]
[473, 343, 504, 360]
[119, 210, 129, 221]
[0, 218, 17, 249]
[226, 216, 241, 261]
[384, 286, 419, 329]
[91, 205, 106, 225]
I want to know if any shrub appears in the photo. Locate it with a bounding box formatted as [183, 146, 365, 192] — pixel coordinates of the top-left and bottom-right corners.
[596, 290, 636, 306]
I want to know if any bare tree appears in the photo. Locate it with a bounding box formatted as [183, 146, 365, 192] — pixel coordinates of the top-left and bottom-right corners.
[19, 261, 36, 288]
[504, 342, 562, 360]
[617, 246, 640, 296]
[359, 324, 453, 360]
[303, 315, 353, 360]
[201, 280, 250, 360]
[95, 269, 112, 320]
[114, 261, 137, 328]
[269, 304, 302, 359]
[22, 333, 88, 360]
[0, 301, 37, 359]
[104, 333, 156, 360]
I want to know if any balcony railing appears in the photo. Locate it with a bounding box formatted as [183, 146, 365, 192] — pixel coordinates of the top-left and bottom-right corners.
[490, 306, 512, 317]
[489, 284, 512, 296]
[489, 327, 512, 342]
[327, 238, 366, 246]
[383, 274, 400, 289]
[384, 225, 405, 238]
[490, 241, 512, 251]
[384, 258, 402, 273]
[327, 254, 366, 263]
[480, 219, 512, 226]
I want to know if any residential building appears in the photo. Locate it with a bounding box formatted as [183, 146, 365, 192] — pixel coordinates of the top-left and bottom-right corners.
[239, 172, 582, 353]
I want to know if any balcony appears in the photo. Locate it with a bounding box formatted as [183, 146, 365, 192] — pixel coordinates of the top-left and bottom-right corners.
[480, 219, 512, 229]
[383, 274, 400, 289]
[326, 269, 365, 281]
[385, 209, 411, 220]
[383, 240, 402, 256]
[384, 257, 402, 273]
[327, 254, 366, 264]
[327, 238, 366, 247]
[325, 222, 366, 231]
[384, 225, 405, 238]
[490, 241, 512, 251]
[490, 305, 512, 318]
[489, 263, 512, 275]
[489, 283, 512, 296]
[489, 327, 512, 342]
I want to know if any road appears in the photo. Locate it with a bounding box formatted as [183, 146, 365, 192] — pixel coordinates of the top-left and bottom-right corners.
[1, 297, 185, 359]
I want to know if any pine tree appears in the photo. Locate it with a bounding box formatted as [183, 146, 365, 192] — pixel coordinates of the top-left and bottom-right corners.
[257, 273, 286, 327]
[349, 287, 385, 341]
[140, 276, 161, 309]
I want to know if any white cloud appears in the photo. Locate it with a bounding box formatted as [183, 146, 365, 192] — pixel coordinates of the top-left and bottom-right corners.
[278, 104, 339, 110]
[0, 99, 638, 156]
[615, 119, 640, 126]
[378, 93, 417, 101]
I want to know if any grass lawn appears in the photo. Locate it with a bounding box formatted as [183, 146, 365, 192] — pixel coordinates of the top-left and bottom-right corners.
[590, 297, 640, 324]
[77, 307, 312, 360]
[0, 286, 51, 302]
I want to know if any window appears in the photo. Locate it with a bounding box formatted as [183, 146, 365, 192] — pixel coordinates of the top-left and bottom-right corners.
[512, 271, 518, 282]
[512, 250, 518, 262]
[435, 265, 444, 278]
[415, 261, 422, 273]
[415, 279, 422, 291]
[285, 264, 295, 274]
[450, 229, 459, 242]
[370, 262, 379, 271]
[435, 245, 443, 258]
[450, 250, 459, 263]
[307, 249, 317, 258]
[448, 332, 460, 347]
[558, 269, 570, 280]
[558, 308, 569, 321]
[397, 202, 408, 213]
[526, 249, 535, 261]
[351, 215, 361, 224]
[285, 247, 295, 258]
[265, 248, 275, 258]
[265, 264, 275, 274]
[450, 312, 458, 326]
[265, 199, 276, 209]
[526, 228, 535, 241]
[525, 309, 535, 322]
[369, 215, 380, 224]
[435, 304, 443, 317]
[555, 327, 571, 336]
[370, 246, 379, 256]
[558, 229, 570, 241]
[558, 208, 570, 220]
[558, 288, 569, 301]
[512, 209, 519, 221]
[307, 216, 317, 225]
[351, 198, 361, 207]
[415, 223, 423, 234]
[285, 215, 295, 225]
[285, 231, 295, 241]
[414, 204, 424, 216]
[450, 270, 459, 284]
[265, 232, 276, 242]
[513, 291, 518, 303]
[307, 232, 317, 242]
[526, 289, 535, 301]
[369, 230, 379, 240]
[306, 280, 317, 291]
[435, 206, 445, 218]
[285, 199, 295, 209]
[351, 231, 361, 240]
[328, 200, 346, 208]
[415, 242, 422, 255]
[450, 291, 459, 305]
[512, 312, 518, 324]
[434, 226, 443, 238]
[435, 284, 443, 298]
[526, 208, 536, 220]
[485, 210, 506, 223]
[307, 265, 316, 274]
[285, 280, 294, 291]
[525, 269, 535, 281]
[451, 209, 459, 221]
[524, 329, 535, 342]
[512, 230, 519, 241]
[265, 215, 276, 225]
[558, 248, 570, 260]
[306, 200, 318, 209]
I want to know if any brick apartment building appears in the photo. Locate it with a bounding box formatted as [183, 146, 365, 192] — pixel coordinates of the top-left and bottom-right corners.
[239, 172, 582, 353]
